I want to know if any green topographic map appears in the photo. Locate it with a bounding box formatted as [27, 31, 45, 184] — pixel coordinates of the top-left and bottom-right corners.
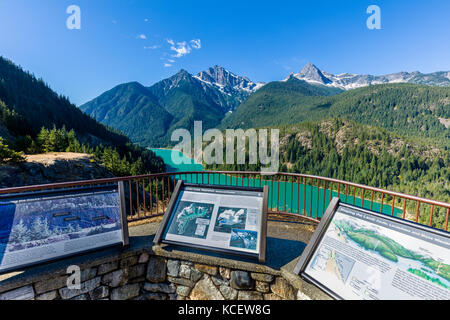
[333, 220, 450, 284]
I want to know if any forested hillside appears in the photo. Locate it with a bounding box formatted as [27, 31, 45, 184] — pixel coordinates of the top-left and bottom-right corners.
[0, 57, 165, 176]
[222, 79, 450, 148]
[207, 119, 449, 213]
[80, 69, 248, 147]
[79, 81, 173, 147]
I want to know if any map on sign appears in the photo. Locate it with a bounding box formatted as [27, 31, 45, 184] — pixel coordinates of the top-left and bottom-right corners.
[167, 201, 214, 239]
[0, 185, 127, 273]
[309, 245, 355, 284]
[159, 183, 267, 260]
[301, 203, 450, 300]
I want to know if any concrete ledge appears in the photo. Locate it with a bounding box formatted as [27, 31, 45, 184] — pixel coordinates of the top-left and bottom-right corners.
[0, 218, 332, 300]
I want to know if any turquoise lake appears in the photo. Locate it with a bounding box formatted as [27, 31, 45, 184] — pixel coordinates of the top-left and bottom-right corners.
[150, 148, 401, 218]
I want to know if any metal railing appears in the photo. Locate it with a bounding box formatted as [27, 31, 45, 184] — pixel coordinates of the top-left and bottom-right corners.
[0, 171, 449, 231]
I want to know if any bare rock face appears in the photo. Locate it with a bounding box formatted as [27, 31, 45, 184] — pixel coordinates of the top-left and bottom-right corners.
[189, 275, 224, 300]
[0, 152, 114, 188]
[296, 63, 332, 85]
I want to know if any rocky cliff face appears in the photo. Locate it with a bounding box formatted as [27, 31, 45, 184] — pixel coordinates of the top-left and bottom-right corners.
[195, 65, 264, 95]
[0, 153, 114, 188]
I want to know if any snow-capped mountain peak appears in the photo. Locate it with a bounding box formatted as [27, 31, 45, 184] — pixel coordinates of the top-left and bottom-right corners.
[287, 63, 450, 90]
[194, 65, 264, 94]
[296, 62, 332, 85]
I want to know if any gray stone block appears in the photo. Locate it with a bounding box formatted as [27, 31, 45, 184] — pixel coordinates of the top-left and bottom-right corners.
[59, 277, 101, 300]
[176, 285, 191, 297]
[98, 261, 119, 275]
[34, 275, 67, 294]
[168, 276, 194, 287]
[212, 275, 229, 287]
[90, 286, 109, 300]
[81, 267, 97, 282]
[143, 282, 176, 294]
[0, 285, 34, 300]
[120, 256, 138, 269]
[138, 253, 150, 264]
[219, 285, 238, 300]
[190, 269, 203, 282]
[230, 271, 254, 290]
[102, 269, 127, 288]
[146, 256, 167, 283]
[110, 283, 140, 300]
[179, 264, 191, 279]
[167, 259, 180, 277]
[35, 290, 58, 300]
[128, 264, 146, 279]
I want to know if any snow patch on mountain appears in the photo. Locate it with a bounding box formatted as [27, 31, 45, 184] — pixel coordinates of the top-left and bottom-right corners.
[287, 63, 450, 90]
[194, 65, 265, 96]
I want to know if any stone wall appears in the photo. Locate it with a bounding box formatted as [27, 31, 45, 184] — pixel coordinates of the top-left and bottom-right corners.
[0, 222, 331, 301]
[0, 252, 308, 301]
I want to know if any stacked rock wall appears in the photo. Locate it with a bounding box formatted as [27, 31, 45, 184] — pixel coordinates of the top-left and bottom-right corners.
[0, 248, 329, 300]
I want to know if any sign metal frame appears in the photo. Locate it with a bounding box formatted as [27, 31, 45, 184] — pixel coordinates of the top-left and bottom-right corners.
[154, 180, 268, 262]
[0, 182, 129, 274]
[294, 197, 450, 300]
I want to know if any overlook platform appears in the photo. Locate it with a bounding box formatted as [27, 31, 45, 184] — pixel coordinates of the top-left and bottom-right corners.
[0, 215, 330, 300]
[0, 170, 448, 300]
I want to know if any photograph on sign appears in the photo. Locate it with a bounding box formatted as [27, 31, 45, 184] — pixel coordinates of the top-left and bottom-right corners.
[295, 199, 450, 300]
[155, 182, 268, 261]
[0, 183, 128, 273]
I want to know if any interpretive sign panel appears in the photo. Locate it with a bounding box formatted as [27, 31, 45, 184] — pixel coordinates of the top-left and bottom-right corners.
[154, 181, 268, 262]
[294, 198, 450, 300]
[0, 183, 129, 273]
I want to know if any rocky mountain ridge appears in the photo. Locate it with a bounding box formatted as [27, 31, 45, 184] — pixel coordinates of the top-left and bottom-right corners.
[288, 62, 450, 90]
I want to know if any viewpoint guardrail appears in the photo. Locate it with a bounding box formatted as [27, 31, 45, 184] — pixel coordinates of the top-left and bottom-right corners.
[1, 171, 449, 232]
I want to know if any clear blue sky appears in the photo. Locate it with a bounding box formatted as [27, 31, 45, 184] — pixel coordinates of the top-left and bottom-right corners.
[0, 0, 449, 105]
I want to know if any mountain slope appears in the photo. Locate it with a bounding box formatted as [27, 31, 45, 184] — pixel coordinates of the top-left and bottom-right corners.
[220, 76, 343, 129]
[81, 67, 263, 147]
[147, 69, 227, 132]
[81, 69, 229, 147]
[207, 118, 450, 228]
[290, 63, 450, 90]
[0, 57, 128, 146]
[194, 65, 264, 107]
[0, 56, 165, 175]
[79, 82, 173, 146]
[222, 80, 450, 147]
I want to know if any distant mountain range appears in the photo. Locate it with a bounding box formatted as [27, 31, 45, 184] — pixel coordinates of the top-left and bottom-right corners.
[288, 63, 450, 90]
[80, 64, 450, 148]
[80, 66, 264, 146]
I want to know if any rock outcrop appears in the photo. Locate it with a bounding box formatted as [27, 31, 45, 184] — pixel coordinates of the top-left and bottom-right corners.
[0, 152, 114, 188]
